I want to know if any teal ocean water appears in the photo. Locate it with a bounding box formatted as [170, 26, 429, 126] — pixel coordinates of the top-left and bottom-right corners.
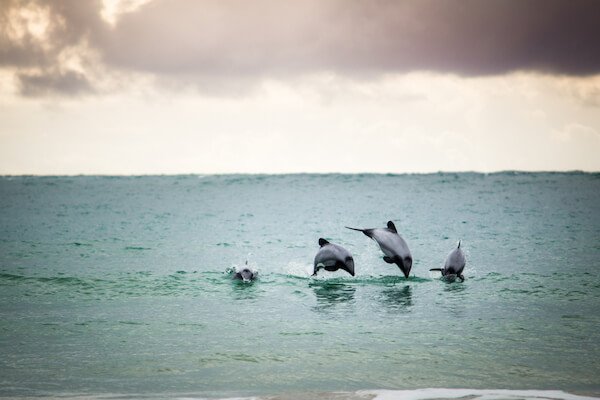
[1, 173, 599, 399]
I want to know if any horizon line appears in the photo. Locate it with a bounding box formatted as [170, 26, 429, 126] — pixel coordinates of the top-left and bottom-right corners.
[1, 169, 598, 178]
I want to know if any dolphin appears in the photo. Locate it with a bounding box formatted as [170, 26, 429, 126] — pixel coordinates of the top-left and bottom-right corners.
[313, 238, 355, 277]
[430, 241, 466, 282]
[346, 221, 412, 278]
[232, 261, 258, 282]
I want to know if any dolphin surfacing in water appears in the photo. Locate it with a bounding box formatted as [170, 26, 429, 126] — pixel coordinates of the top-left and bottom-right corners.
[313, 238, 355, 277]
[232, 261, 258, 282]
[430, 241, 466, 282]
[346, 221, 412, 278]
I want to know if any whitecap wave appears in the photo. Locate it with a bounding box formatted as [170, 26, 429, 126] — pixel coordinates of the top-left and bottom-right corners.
[361, 389, 599, 400]
[179, 389, 599, 400]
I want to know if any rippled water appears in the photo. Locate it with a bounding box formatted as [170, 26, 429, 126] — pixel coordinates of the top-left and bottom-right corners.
[0, 173, 599, 399]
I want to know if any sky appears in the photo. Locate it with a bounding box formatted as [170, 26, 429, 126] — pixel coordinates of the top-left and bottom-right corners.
[1, 0, 599, 174]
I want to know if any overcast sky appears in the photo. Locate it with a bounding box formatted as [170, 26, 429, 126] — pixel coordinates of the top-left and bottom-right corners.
[1, 0, 599, 174]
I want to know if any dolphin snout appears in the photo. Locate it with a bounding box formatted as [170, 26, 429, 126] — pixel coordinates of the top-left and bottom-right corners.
[400, 257, 412, 278]
[240, 268, 254, 281]
[445, 266, 457, 276]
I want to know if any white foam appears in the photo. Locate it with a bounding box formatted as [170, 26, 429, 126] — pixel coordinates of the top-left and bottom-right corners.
[283, 261, 313, 277]
[360, 389, 599, 400]
[178, 396, 268, 400]
[31, 390, 596, 400]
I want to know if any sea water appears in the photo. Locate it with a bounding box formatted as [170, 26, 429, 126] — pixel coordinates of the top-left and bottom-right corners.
[0, 173, 599, 399]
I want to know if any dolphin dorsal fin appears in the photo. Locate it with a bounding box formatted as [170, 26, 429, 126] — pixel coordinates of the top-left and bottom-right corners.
[457, 240, 461, 249]
[387, 221, 397, 233]
[318, 238, 330, 247]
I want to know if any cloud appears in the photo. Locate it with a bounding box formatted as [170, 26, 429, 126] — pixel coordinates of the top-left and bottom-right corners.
[0, 1, 52, 68]
[2, 0, 600, 97]
[555, 123, 600, 142]
[100, 0, 600, 77]
[0, 0, 105, 67]
[17, 69, 92, 96]
[0, 0, 106, 95]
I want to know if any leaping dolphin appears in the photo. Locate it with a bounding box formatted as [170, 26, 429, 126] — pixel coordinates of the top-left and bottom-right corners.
[313, 238, 355, 277]
[430, 241, 466, 282]
[346, 221, 412, 278]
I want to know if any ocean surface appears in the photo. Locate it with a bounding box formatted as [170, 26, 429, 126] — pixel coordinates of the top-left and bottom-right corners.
[0, 173, 599, 400]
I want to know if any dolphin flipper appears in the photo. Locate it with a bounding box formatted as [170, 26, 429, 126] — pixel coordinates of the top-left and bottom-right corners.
[383, 256, 395, 264]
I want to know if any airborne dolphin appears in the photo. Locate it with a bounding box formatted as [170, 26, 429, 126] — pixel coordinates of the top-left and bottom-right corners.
[346, 221, 413, 278]
[313, 238, 355, 277]
[430, 241, 466, 282]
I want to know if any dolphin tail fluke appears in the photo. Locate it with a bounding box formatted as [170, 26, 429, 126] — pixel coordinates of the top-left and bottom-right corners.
[345, 226, 364, 232]
[345, 226, 373, 238]
[458, 240, 461, 249]
[429, 268, 443, 272]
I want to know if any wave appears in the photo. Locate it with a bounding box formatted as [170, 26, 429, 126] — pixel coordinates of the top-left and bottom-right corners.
[3, 266, 593, 302]
[185, 389, 600, 400]
[6, 389, 595, 400]
[361, 389, 600, 400]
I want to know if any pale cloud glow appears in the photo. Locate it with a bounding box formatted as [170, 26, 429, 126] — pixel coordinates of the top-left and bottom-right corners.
[5, 3, 52, 44]
[1, 0, 599, 174]
[1, 71, 599, 174]
[100, 0, 152, 27]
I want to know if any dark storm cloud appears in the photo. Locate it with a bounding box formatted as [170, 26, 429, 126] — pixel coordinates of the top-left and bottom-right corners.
[18, 70, 93, 97]
[2, 0, 600, 96]
[100, 0, 600, 77]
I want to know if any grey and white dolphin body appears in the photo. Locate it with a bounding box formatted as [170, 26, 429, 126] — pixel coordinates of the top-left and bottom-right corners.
[346, 221, 412, 278]
[232, 262, 258, 282]
[313, 238, 355, 276]
[430, 241, 466, 282]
